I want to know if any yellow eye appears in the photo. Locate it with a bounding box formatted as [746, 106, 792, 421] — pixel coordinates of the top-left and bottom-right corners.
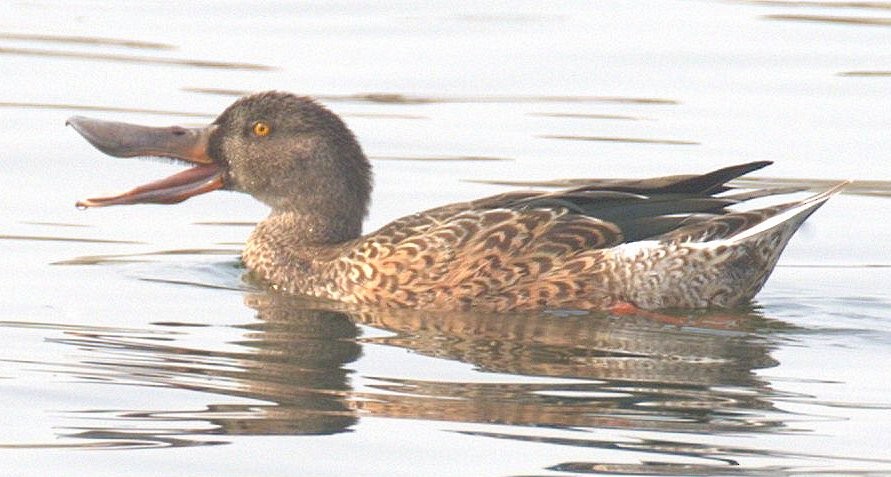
[252, 121, 270, 137]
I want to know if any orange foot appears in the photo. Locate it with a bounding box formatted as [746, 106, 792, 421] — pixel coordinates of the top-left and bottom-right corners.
[608, 301, 688, 325]
[608, 301, 746, 330]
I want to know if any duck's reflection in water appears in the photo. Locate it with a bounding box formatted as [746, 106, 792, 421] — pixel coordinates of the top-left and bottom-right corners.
[347, 297, 784, 438]
[54, 290, 792, 464]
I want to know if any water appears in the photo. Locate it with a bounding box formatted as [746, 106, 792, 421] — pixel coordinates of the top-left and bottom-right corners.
[2, 1, 890, 475]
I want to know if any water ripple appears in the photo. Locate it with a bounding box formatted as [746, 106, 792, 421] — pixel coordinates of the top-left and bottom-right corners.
[0, 46, 275, 70]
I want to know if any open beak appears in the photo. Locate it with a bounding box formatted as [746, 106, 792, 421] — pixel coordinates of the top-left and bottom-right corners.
[67, 116, 224, 208]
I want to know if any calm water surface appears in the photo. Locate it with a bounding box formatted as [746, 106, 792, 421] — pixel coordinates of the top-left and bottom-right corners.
[1, 1, 890, 475]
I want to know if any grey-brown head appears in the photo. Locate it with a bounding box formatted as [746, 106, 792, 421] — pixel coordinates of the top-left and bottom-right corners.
[69, 91, 373, 243]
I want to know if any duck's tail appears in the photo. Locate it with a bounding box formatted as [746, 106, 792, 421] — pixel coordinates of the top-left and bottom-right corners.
[723, 181, 848, 247]
[618, 182, 846, 309]
[707, 182, 847, 305]
[663, 181, 847, 248]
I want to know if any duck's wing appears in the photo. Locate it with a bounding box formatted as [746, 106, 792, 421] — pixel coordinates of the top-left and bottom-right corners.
[370, 160, 779, 246]
[342, 162, 788, 299]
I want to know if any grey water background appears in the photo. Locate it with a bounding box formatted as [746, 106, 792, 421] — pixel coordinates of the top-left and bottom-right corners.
[2, 1, 891, 475]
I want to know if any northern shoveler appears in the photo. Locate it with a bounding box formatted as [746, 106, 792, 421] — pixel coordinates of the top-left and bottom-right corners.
[68, 91, 845, 312]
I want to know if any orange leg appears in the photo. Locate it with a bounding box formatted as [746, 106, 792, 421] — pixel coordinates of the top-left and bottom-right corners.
[608, 300, 747, 330]
[608, 300, 688, 325]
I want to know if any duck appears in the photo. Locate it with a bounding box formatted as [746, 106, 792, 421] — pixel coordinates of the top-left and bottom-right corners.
[67, 91, 845, 312]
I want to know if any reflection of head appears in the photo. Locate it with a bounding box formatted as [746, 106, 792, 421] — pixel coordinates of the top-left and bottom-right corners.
[229, 292, 362, 435]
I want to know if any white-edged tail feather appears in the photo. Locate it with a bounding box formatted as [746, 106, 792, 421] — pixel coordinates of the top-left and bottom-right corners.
[726, 181, 848, 245]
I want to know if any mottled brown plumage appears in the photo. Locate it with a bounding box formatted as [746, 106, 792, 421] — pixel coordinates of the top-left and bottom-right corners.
[69, 91, 846, 312]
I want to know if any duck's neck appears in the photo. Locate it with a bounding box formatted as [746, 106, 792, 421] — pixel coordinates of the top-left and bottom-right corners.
[264, 208, 363, 245]
[242, 209, 362, 297]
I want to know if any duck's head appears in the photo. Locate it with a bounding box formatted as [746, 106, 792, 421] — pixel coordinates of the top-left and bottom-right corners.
[69, 91, 372, 240]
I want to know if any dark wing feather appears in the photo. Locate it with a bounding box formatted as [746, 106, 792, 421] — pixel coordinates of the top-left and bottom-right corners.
[503, 160, 772, 195]
[623, 160, 772, 194]
[498, 161, 773, 242]
[371, 161, 778, 246]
